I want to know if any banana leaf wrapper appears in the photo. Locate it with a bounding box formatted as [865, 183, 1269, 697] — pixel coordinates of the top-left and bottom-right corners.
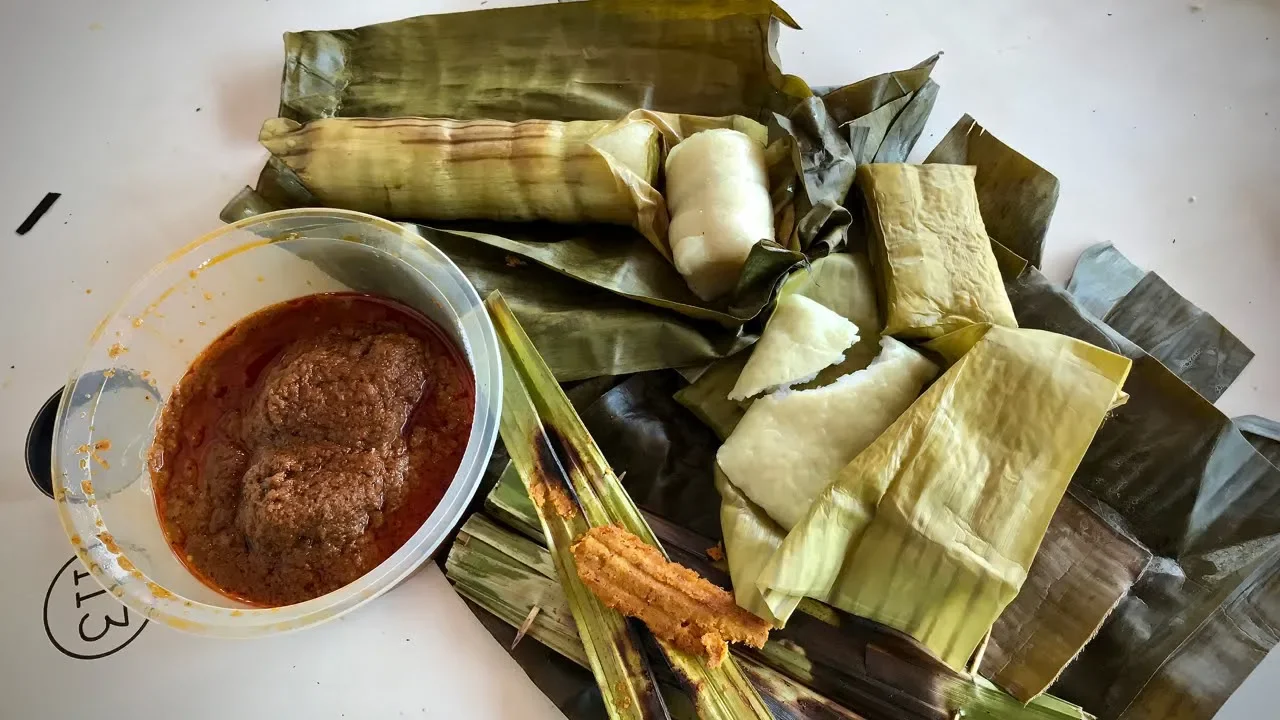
[448, 513, 875, 720]
[258, 115, 664, 228]
[924, 114, 1060, 269]
[772, 55, 941, 254]
[256, 112, 798, 299]
[278, 0, 803, 124]
[856, 163, 1019, 339]
[475, 428, 1095, 720]
[673, 252, 884, 441]
[1239, 416, 1280, 466]
[979, 492, 1153, 702]
[1006, 268, 1280, 720]
[228, 4, 944, 384]
[1067, 242, 1254, 401]
[754, 325, 1131, 669]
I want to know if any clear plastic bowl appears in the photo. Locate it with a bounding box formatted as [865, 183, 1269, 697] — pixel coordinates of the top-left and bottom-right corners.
[51, 208, 502, 637]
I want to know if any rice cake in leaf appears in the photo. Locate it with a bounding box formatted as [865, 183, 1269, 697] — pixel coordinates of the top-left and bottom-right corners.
[755, 325, 1131, 670]
[856, 163, 1017, 339]
[719, 336, 937, 530]
[728, 294, 861, 401]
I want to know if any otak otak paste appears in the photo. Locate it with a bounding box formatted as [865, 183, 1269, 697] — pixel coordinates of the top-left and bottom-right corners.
[572, 524, 771, 668]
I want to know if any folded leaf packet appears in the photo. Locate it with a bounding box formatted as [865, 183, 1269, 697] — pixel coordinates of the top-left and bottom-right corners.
[260, 116, 661, 226]
[719, 336, 937, 531]
[856, 163, 1018, 338]
[755, 325, 1131, 670]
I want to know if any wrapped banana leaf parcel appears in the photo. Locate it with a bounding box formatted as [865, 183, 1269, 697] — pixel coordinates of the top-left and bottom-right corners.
[214, 1, 1279, 719]
[224, 0, 949, 383]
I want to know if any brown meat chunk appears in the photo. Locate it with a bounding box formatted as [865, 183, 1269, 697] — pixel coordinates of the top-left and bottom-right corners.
[237, 442, 408, 555]
[244, 332, 427, 450]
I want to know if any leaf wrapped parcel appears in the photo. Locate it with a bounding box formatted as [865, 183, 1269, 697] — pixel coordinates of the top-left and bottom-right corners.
[260, 116, 661, 227]
[674, 252, 883, 440]
[857, 163, 1018, 338]
[278, 0, 801, 125]
[719, 336, 937, 531]
[755, 325, 1132, 670]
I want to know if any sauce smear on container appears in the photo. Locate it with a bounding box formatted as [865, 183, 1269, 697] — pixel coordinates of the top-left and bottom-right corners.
[149, 293, 475, 606]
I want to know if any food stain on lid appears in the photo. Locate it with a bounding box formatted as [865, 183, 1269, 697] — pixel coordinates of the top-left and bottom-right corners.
[76, 439, 112, 469]
[148, 582, 175, 600]
[118, 556, 135, 573]
[203, 292, 214, 301]
[81, 479, 94, 494]
[107, 343, 127, 359]
[98, 532, 121, 554]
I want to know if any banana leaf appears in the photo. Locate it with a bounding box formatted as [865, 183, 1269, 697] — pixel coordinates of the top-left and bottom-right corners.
[822, 55, 939, 127]
[1067, 243, 1254, 401]
[672, 353, 752, 441]
[1239, 416, 1280, 466]
[220, 182, 756, 382]
[924, 115, 1060, 268]
[278, 0, 803, 124]
[576, 372, 726, 541]
[980, 492, 1153, 702]
[673, 252, 883, 440]
[765, 53, 945, 253]
[1006, 268, 1280, 720]
[755, 324, 1131, 669]
[476, 448, 1095, 720]
[447, 514, 869, 720]
[225, 3, 949, 385]
[770, 96, 856, 252]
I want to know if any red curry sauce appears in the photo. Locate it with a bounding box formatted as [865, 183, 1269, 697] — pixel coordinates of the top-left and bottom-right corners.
[149, 293, 474, 606]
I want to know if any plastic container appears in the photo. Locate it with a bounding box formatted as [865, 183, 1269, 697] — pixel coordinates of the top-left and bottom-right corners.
[51, 208, 502, 637]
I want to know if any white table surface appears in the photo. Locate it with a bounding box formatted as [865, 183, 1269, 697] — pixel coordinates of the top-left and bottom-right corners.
[0, 1, 1276, 718]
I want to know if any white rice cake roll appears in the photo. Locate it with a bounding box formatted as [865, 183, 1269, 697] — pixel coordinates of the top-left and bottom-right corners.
[728, 294, 860, 401]
[665, 128, 773, 301]
[717, 337, 938, 530]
